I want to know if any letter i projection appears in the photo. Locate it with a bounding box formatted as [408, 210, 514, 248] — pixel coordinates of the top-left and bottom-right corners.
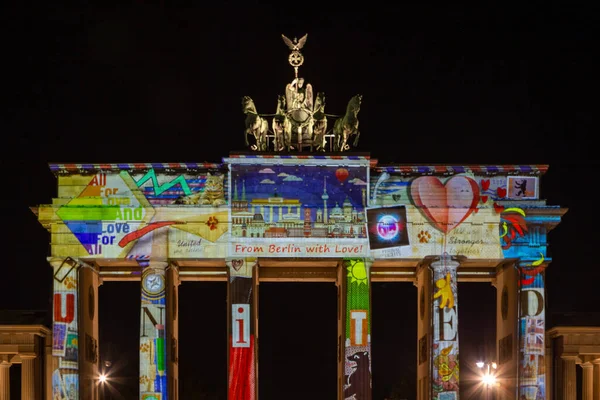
[344, 259, 372, 400]
[227, 258, 256, 400]
[52, 258, 80, 400]
[430, 255, 460, 399]
[140, 262, 168, 400]
[518, 263, 546, 400]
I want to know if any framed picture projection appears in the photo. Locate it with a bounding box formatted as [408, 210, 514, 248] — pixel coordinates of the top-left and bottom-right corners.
[366, 206, 410, 250]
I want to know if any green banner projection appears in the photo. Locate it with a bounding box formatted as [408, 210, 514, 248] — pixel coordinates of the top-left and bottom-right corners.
[343, 258, 372, 400]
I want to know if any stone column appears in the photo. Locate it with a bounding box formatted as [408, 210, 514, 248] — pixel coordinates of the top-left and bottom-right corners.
[20, 354, 37, 400]
[79, 262, 100, 400]
[592, 359, 600, 400]
[561, 356, 578, 400]
[0, 359, 11, 400]
[227, 258, 258, 400]
[337, 260, 346, 400]
[494, 261, 519, 400]
[340, 258, 372, 400]
[139, 260, 169, 399]
[165, 264, 180, 400]
[582, 361, 594, 400]
[49, 257, 80, 400]
[517, 262, 546, 400]
[430, 254, 460, 399]
[415, 258, 433, 400]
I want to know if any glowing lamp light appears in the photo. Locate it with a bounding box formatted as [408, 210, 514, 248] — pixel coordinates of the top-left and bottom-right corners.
[476, 361, 485, 368]
[98, 374, 107, 384]
[482, 373, 496, 386]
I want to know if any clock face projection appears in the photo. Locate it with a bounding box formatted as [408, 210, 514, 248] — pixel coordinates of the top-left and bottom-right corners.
[142, 271, 165, 298]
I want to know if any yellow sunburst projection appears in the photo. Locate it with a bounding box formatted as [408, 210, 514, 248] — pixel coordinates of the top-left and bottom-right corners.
[347, 260, 368, 286]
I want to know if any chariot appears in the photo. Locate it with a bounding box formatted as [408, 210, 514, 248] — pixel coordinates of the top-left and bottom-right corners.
[243, 34, 362, 153]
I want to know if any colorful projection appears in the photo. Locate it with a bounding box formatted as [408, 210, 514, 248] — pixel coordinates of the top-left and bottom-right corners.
[229, 162, 369, 258]
[228, 258, 256, 400]
[44, 169, 229, 260]
[518, 263, 546, 399]
[344, 259, 372, 400]
[51, 257, 80, 400]
[430, 255, 460, 399]
[140, 263, 168, 400]
[38, 162, 551, 262]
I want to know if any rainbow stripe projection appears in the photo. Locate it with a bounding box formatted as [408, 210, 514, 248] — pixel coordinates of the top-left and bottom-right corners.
[51, 258, 80, 400]
[343, 259, 372, 400]
[430, 256, 460, 399]
[139, 263, 168, 400]
[518, 264, 546, 400]
[228, 258, 256, 400]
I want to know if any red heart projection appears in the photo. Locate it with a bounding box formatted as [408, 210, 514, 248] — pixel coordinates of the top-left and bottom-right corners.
[410, 176, 480, 233]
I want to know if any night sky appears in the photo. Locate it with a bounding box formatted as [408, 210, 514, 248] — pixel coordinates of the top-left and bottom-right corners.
[3, 3, 596, 399]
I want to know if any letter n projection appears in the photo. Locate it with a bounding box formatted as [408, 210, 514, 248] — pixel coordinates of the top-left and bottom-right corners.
[52, 258, 80, 399]
[227, 258, 257, 400]
[140, 262, 168, 400]
[343, 258, 372, 400]
[518, 263, 546, 399]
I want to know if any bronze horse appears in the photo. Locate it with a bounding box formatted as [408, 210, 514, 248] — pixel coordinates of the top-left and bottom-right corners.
[333, 94, 362, 151]
[272, 95, 287, 151]
[242, 96, 269, 151]
[311, 92, 328, 152]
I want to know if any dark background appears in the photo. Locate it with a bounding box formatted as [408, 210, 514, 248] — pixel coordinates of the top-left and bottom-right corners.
[3, 2, 596, 399]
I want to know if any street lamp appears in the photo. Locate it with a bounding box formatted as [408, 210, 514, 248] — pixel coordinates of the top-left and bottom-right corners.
[477, 361, 498, 399]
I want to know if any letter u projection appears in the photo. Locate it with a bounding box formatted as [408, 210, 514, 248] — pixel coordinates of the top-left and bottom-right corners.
[52, 258, 80, 399]
[140, 263, 168, 400]
[344, 259, 372, 400]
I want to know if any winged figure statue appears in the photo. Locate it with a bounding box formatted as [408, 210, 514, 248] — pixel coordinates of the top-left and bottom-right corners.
[281, 34, 308, 51]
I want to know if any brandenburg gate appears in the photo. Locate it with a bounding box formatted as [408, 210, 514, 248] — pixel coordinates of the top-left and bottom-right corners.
[30, 35, 567, 400]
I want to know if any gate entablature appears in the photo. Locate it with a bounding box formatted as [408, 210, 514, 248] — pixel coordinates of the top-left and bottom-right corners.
[34, 159, 563, 265]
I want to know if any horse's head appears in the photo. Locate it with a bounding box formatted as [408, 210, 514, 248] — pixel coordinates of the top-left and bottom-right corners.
[315, 92, 326, 111]
[276, 95, 286, 114]
[242, 96, 256, 114]
[351, 94, 362, 111]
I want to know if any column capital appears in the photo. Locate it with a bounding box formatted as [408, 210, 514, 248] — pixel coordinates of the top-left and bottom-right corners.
[561, 354, 582, 363]
[429, 253, 461, 271]
[580, 361, 594, 369]
[19, 353, 37, 360]
[0, 354, 13, 365]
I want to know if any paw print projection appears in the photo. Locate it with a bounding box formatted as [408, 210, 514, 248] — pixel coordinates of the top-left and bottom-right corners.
[433, 272, 455, 309]
[418, 230, 431, 243]
[206, 215, 219, 230]
[63, 276, 77, 290]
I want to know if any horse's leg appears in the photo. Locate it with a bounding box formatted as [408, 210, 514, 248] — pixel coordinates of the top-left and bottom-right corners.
[353, 130, 360, 147]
